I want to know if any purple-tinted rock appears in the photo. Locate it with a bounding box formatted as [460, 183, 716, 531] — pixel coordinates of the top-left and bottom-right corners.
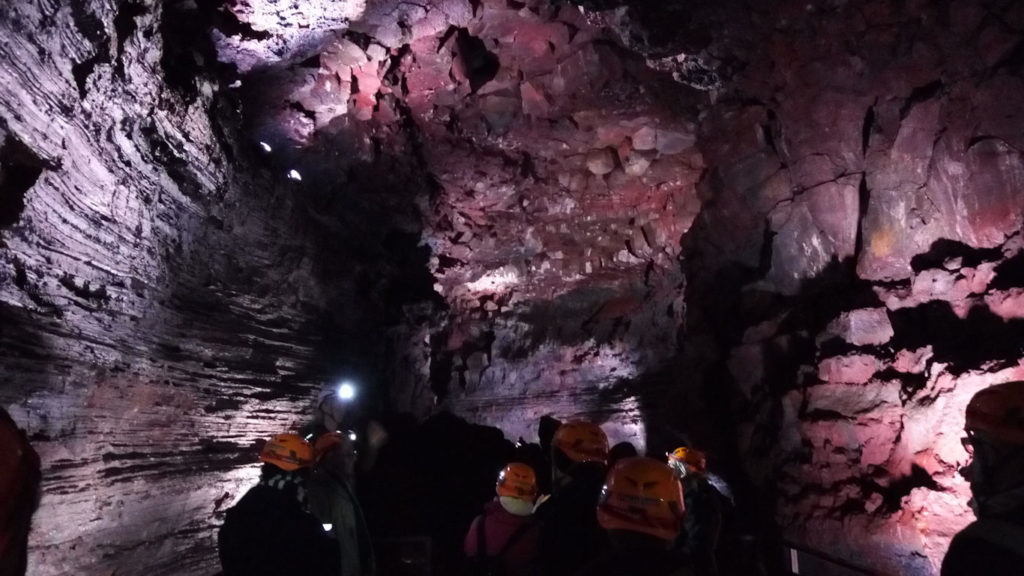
[766, 177, 859, 295]
[520, 81, 551, 118]
[586, 148, 616, 175]
[655, 129, 696, 155]
[821, 308, 894, 347]
[632, 126, 657, 151]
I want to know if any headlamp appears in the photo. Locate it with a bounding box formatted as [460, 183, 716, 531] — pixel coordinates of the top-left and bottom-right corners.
[337, 381, 356, 401]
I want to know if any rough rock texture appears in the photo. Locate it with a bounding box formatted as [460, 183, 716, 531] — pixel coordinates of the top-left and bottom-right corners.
[677, 0, 1024, 574]
[0, 1, 433, 574]
[221, 0, 706, 448]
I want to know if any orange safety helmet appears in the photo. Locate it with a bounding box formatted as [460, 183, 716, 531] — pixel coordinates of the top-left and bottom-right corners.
[259, 434, 314, 471]
[597, 457, 685, 541]
[553, 421, 610, 464]
[966, 381, 1024, 445]
[668, 446, 707, 474]
[313, 432, 344, 461]
[496, 462, 538, 501]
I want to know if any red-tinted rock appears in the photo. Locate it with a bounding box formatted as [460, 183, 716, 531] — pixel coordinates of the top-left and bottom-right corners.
[818, 354, 880, 385]
[807, 380, 899, 415]
[985, 289, 1024, 320]
[894, 347, 933, 374]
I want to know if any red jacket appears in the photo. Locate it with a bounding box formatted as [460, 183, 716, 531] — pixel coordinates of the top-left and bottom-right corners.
[464, 500, 539, 576]
[0, 408, 41, 576]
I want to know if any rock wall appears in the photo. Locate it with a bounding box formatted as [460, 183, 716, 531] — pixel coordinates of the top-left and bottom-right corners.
[676, 0, 1024, 573]
[224, 0, 709, 446]
[0, 1, 423, 574]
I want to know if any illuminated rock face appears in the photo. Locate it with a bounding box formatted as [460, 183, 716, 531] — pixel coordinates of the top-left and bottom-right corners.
[680, 1, 1024, 574]
[0, 1, 431, 574]
[221, 0, 706, 447]
[3, 0, 1024, 575]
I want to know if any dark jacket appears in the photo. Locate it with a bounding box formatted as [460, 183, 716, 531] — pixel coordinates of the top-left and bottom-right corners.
[464, 500, 539, 576]
[218, 472, 340, 576]
[309, 469, 376, 576]
[941, 489, 1024, 576]
[576, 550, 693, 576]
[536, 467, 607, 576]
[674, 475, 723, 575]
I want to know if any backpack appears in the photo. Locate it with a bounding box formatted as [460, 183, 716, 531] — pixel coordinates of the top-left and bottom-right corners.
[466, 514, 535, 576]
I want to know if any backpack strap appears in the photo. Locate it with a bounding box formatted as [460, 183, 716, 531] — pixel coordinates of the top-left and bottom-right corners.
[476, 513, 488, 560]
[961, 518, 1024, 556]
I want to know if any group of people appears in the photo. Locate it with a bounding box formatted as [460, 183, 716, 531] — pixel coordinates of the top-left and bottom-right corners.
[218, 384, 378, 576]
[3, 380, 1024, 575]
[462, 420, 724, 576]
[214, 383, 725, 576]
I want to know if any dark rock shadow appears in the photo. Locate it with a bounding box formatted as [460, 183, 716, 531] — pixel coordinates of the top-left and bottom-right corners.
[889, 301, 1024, 376]
[0, 302, 56, 436]
[0, 129, 54, 231]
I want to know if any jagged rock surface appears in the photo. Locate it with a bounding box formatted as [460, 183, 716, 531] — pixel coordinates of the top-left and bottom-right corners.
[679, 0, 1024, 573]
[0, 1, 431, 574]
[220, 0, 706, 447]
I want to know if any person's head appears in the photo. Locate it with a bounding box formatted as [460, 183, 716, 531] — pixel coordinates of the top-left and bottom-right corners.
[314, 430, 358, 479]
[316, 381, 358, 430]
[597, 457, 685, 554]
[666, 446, 707, 480]
[608, 441, 638, 468]
[962, 381, 1024, 514]
[539, 415, 562, 454]
[496, 462, 538, 516]
[259, 433, 315, 478]
[551, 421, 609, 487]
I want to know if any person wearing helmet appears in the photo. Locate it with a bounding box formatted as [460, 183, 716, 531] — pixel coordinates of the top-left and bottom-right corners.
[463, 463, 541, 576]
[218, 434, 340, 576]
[578, 457, 689, 576]
[304, 382, 359, 441]
[535, 420, 610, 576]
[309, 432, 376, 576]
[0, 408, 40, 576]
[942, 381, 1024, 575]
[303, 381, 389, 475]
[667, 446, 722, 576]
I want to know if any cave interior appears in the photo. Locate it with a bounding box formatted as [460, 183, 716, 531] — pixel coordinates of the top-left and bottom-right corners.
[3, 0, 1024, 574]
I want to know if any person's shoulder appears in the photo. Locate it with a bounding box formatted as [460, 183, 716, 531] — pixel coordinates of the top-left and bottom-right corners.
[942, 520, 1024, 576]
